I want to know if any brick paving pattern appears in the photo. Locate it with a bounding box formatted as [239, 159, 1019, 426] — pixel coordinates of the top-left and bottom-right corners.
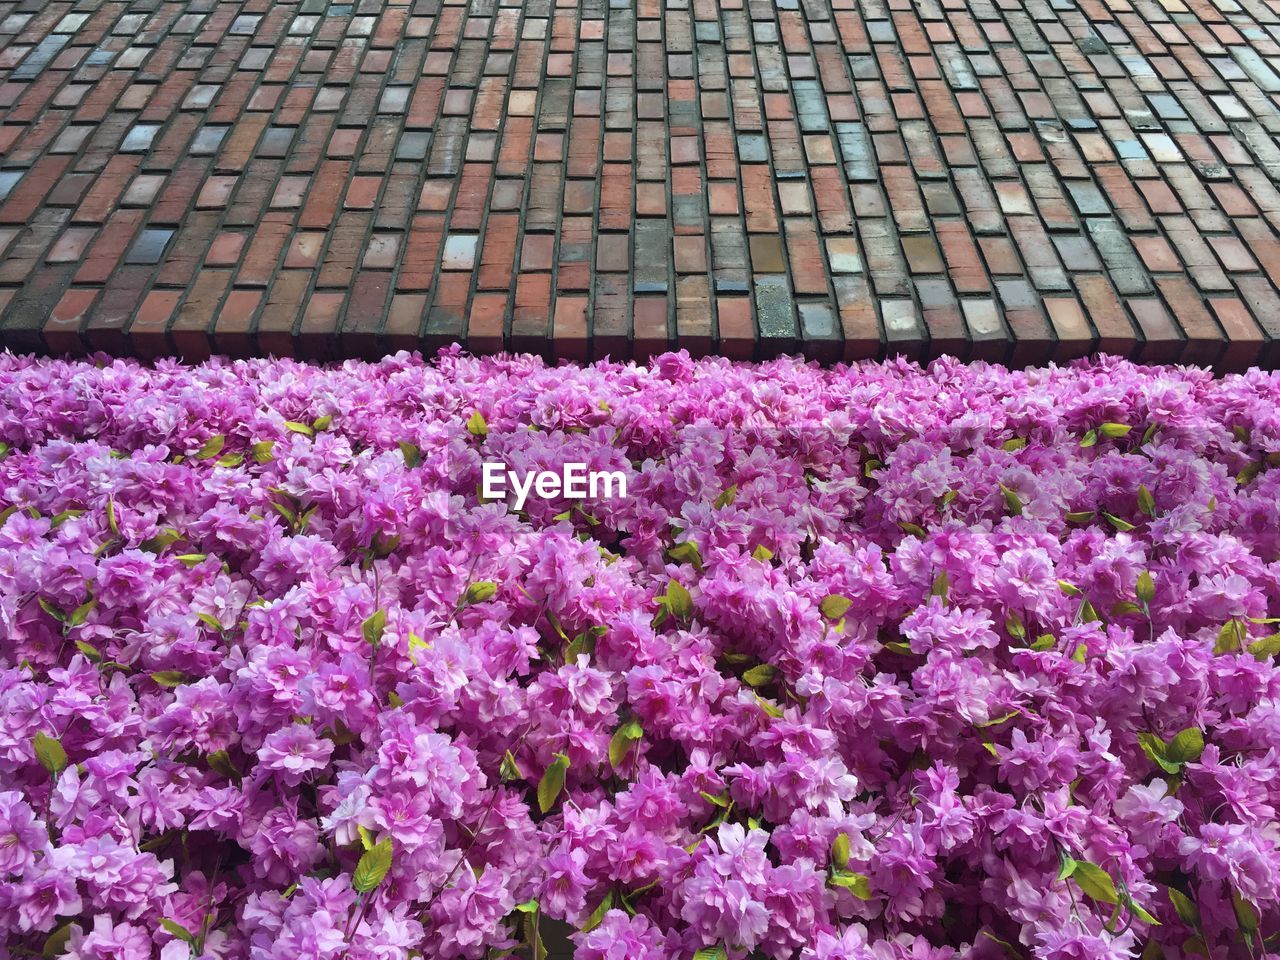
[3, 0, 1280, 368]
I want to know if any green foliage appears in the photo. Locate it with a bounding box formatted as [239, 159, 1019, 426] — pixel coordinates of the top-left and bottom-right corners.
[362, 609, 386, 646]
[820, 595, 852, 620]
[33, 731, 67, 777]
[829, 870, 872, 899]
[1069, 860, 1118, 904]
[194, 434, 225, 460]
[831, 833, 851, 869]
[353, 838, 393, 893]
[464, 581, 497, 604]
[537, 753, 570, 813]
[608, 719, 643, 768]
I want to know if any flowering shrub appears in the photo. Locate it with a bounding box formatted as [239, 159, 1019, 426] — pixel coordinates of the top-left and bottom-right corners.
[1, 348, 1280, 960]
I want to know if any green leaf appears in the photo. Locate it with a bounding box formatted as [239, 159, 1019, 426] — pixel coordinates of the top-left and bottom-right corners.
[398, 441, 421, 468]
[755, 695, 784, 719]
[216, 451, 244, 468]
[1102, 511, 1135, 532]
[608, 719, 643, 768]
[1065, 511, 1095, 523]
[1005, 613, 1026, 641]
[537, 753, 570, 813]
[196, 612, 222, 631]
[1166, 727, 1204, 764]
[195, 435, 225, 460]
[1080, 429, 1098, 448]
[1248, 632, 1280, 660]
[175, 553, 207, 566]
[141, 528, 182, 553]
[1002, 437, 1026, 452]
[692, 946, 728, 960]
[829, 870, 872, 899]
[699, 791, 731, 808]
[581, 891, 613, 932]
[999, 483, 1023, 515]
[270, 501, 297, 527]
[1100, 422, 1131, 438]
[352, 837, 393, 893]
[160, 919, 196, 944]
[362, 609, 386, 646]
[43, 923, 74, 959]
[312, 415, 333, 432]
[713, 485, 738, 508]
[514, 898, 539, 914]
[500, 749, 523, 782]
[831, 833, 851, 869]
[1215, 619, 1246, 654]
[65, 599, 94, 627]
[564, 630, 596, 663]
[1168, 886, 1199, 925]
[667, 540, 703, 569]
[980, 930, 1026, 960]
[752, 544, 774, 562]
[1182, 936, 1210, 958]
[978, 709, 1021, 728]
[1236, 461, 1262, 485]
[1136, 571, 1156, 604]
[820, 595, 852, 620]
[898, 521, 927, 538]
[39, 597, 65, 622]
[1141, 732, 1183, 774]
[930, 570, 950, 600]
[465, 410, 488, 437]
[251, 440, 275, 463]
[74, 639, 101, 662]
[1125, 896, 1161, 926]
[33, 731, 67, 777]
[741, 664, 777, 688]
[1137, 484, 1157, 517]
[1232, 890, 1259, 934]
[283, 420, 314, 437]
[1030, 634, 1056, 651]
[663, 580, 693, 620]
[1056, 852, 1078, 881]
[1070, 861, 1119, 904]
[207, 750, 241, 782]
[524, 912, 548, 960]
[1111, 601, 1143, 617]
[1057, 580, 1082, 597]
[464, 581, 497, 604]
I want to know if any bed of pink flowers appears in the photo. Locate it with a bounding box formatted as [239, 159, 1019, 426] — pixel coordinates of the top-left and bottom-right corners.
[1, 348, 1280, 960]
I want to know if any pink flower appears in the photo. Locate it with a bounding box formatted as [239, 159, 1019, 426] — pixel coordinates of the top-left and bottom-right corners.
[256, 723, 333, 785]
[0, 790, 46, 875]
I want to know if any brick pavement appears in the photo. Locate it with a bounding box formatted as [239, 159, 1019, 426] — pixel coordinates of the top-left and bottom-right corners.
[3, 0, 1280, 369]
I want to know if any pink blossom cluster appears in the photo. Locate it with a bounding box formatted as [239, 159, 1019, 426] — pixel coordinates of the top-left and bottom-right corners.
[2, 348, 1280, 960]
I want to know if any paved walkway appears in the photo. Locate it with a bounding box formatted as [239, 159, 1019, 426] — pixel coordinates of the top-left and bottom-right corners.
[2, 0, 1280, 369]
